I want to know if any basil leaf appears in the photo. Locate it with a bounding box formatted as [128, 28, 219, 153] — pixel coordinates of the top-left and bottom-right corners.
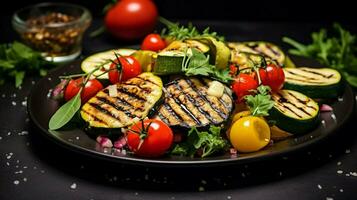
[49, 92, 81, 130]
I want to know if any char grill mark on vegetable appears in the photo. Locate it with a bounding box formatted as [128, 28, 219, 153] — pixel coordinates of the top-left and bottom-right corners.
[272, 91, 315, 119]
[81, 73, 163, 128]
[155, 77, 233, 127]
[299, 68, 334, 79]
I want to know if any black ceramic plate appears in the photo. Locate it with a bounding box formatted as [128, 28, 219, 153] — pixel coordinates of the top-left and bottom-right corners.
[28, 58, 355, 167]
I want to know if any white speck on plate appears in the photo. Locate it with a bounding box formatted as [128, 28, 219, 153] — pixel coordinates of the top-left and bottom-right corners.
[7, 132, 11, 136]
[40, 170, 45, 173]
[0, 136, 2, 140]
[18, 131, 28, 136]
[6, 162, 10, 166]
[338, 96, 343, 101]
[345, 173, 350, 177]
[22, 101, 27, 106]
[350, 172, 357, 176]
[317, 184, 322, 189]
[31, 81, 35, 85]
[330, 113, 337, 122]
[1, 94, 5, 98]
[201, 180, 207, 185]
[23, 178, 27, 182]
[70, 183, 77, 189]
[14, 180, 19, 185]
[337, 162, 341, 166]
[76, 137, 79, 140]
[339, 189, 344, 192]
[326, 197, 334, 200]
[134, 192, 139, 196]
[12, 93, 16, 98]
[321, 120, 326, 127]
[345, 149, 351, 154]
[227, 196, 232, 199]
[337, 170, 343, 174]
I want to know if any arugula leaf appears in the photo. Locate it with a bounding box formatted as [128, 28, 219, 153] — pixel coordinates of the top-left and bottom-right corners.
[171, 125, 229, 158]
[182, 48, 233, 83]
[0, 41, 52, 87]
[283, 23, 357, 87]
[245, 85, 275, 117]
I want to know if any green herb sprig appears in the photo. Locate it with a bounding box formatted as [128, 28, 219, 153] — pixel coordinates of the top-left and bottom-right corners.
[171, 125, 229, 158]
[283, 23, 357, 87]
[0, 41, 52, 87]
[182, 48, 233, 83]
[245, 85, 275, 117]
[159, 17, 225, 41]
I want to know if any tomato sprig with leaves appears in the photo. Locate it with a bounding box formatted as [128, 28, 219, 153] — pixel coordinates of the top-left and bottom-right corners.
[108, 53, 142, 84]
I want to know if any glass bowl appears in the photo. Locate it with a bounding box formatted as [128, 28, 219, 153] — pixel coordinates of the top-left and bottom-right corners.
[12, 2, 92, 62]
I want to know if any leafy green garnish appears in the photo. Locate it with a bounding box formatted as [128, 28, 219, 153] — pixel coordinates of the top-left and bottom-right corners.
[49, 92, 82, 130]
[182, 48, 233, 83]
[245, 85, 275, 117]
[159, 17, 225, 41]
[0, 41, 52, 87]
[283, 23, 357, 87]
[171, 126, 229, 158]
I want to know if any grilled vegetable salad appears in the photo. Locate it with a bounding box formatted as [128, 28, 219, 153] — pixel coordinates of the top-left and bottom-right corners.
[48, 21, 343, 158]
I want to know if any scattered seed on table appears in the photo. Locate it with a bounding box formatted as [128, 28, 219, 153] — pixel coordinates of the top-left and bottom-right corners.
[337, 170, 343, 174]
[317, 184, 322, 189]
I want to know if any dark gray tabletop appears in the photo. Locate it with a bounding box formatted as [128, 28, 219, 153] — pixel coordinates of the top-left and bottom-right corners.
[1, 18, 357, 200]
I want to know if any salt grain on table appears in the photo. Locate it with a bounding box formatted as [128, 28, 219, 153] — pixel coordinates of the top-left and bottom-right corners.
[345, 149, 351, 154]
[339, 189, 344, 192]
[13, 180, 19, 185]
[337, 170, 343, 174]
[70, 183, 77, 189]
[317, 184, 322, 189]
[337, 162, 342, 166]
[326, 197, 334, 200]
[7, 132, 11, 136]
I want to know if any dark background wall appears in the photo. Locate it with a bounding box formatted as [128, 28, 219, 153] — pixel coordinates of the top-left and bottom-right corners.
[1, 0, 356, 22]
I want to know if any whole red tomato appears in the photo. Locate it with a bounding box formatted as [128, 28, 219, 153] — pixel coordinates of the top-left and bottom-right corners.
[108, 56, 142, 84]
[64, 78, 103, 103]
[127, 119, 174, 157]
[232, 73, 258, 102]
[105, 0, 158, 40]
[258, 64, 285, 92]
[141, 33, 166, 51]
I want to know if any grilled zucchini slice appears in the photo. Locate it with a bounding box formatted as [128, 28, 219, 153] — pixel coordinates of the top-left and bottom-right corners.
[81, 72, 163, 128]
[154, 77, 234, 128]
[228, 41, 295, 68]
[269, 90, 320, 134]
[81, 49, 136, 79]
[283, 67, 343, 98]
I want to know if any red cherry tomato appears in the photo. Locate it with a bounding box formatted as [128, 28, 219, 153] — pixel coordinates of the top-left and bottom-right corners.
[141, 33, 167, 52]
[108, 56, 142, 84]
[127, 119, 174, 157]
[232, 73, 259, 102]
[105, 0, 158, 40]
[258, 64, 285, 92]
[229, 64, 239, 77]
[64, 78, 103, 103]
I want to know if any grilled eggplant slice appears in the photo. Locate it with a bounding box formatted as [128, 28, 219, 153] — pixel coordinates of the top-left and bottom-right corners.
[81, 72, 163, 128]
[154, 77, 234, 128]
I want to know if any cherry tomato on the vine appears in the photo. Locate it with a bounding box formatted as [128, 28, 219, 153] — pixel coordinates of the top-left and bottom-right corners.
[231, 73, 258, 102]
[64, 78, 103, 103]
[105, 0, 158, 40]
[258, 64, 285, 92]
[108, 56, 142, 84]
[141, 33, 166, 52]
[127, 119, 174, 157]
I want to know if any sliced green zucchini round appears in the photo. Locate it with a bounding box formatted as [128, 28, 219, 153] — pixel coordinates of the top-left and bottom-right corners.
[268, 90, 320, 134]
[81, 49, 136, 79]
[283, 67, 343, 99]
[227, 41, 295, 68]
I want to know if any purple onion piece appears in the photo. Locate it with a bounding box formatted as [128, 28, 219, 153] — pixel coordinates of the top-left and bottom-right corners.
[320, 104, 333, 112]
[96, 136, 113, 148]
[51, 79, 69, 100]
[114, 137, 127, 149]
